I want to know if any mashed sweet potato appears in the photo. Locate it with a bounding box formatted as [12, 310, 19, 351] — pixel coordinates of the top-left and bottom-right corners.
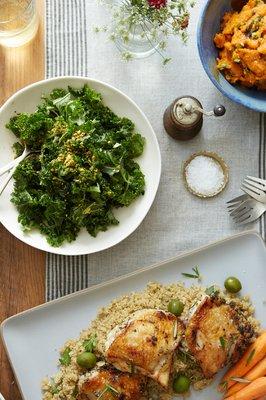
[214, 0, 266, 89]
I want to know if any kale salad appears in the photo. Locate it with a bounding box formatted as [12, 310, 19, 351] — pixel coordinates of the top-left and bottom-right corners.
[6, 85, 145, 247]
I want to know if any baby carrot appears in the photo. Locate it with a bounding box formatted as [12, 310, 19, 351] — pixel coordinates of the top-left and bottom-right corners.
[219, 331, 266, 392]
[226, 357, 266, 397]
[225, 377, 266, 400]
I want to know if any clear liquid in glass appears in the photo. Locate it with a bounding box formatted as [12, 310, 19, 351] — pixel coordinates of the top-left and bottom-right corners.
[0, 0, 38, 47]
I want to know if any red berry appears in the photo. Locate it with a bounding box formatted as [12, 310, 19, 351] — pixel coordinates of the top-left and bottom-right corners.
[148, 0, 167, 9]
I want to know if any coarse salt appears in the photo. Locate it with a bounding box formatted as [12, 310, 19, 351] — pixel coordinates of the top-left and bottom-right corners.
[185, 155, 225, 196]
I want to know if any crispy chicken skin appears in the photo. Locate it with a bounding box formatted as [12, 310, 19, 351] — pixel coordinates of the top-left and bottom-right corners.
[105, 309, 184, 388]
[185, 295, 255, 378]
[78, 364, 147, 400]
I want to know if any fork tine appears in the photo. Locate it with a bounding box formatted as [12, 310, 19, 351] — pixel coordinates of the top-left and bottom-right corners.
[236, 214, 254, 225]
[230, 207, 246, 217]
[242, 183, 262, 197]
[235, 203, 266, 224]
[244, 178, 265, 191]
[229, 202, 248, 216]
[227, 203, 240, 214]
[235, 211, 253, 224]
[242, 182, 262, 194]
[227, 201, 244, 210]
[227, 194, 248, 204]
[246, 175, 266, 187]
[232, 208, 251, 220]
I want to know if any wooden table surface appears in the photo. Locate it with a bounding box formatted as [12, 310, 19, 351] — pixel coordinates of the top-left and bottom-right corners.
[0, 2, 45, 399]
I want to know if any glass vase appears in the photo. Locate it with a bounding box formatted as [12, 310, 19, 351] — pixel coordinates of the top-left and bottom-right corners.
[113, 1, 161, 59]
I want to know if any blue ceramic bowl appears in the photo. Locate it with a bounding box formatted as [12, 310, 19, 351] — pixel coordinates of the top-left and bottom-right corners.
[197, 0, 266, 112]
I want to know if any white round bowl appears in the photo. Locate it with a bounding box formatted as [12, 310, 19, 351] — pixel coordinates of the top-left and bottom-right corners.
[0, 76, 161, 255]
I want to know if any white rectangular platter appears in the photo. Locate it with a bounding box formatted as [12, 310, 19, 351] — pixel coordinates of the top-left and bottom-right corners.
[1, 231, 266, 400]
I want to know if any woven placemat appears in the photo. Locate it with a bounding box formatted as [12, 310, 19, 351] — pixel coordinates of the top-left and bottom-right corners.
[45, 0, 265, 301]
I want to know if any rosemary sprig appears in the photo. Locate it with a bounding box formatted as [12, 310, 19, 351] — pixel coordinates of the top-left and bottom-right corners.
[177, 349, 196, 364]
[130, 363, 136, 374]
[246, 349, 255, 366]
[205, 285, 219, 297]
[230, 376, 251, 384]
[98, 384, 120, 399]
[182, 266, 201, 280]
[219, 336, 227, 350]
[220, 381, 228, 392]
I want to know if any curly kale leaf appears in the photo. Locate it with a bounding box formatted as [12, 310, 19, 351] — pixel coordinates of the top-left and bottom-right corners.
[12, 141, 24, 157]
[6, 112, 53, 150]
[7, 84, 145, 246]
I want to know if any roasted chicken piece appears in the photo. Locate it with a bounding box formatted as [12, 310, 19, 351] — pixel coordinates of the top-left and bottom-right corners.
[185, 295, 255, 378]
[105, 309, 184, 388]
[78, 364, 147, 400]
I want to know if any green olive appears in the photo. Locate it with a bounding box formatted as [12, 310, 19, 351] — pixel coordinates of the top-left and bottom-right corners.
[168, 299, 184, 316]
[173, 375, 191, 393]
[224, 276, 242, 293]
[77, 352, 97, 369]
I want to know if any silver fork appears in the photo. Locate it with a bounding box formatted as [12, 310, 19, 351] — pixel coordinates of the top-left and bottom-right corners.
[0, 146, 31, 196]
[241, 175, 266, 204]
[227, 193, 249, 210]
[229, 197, 266, 225]
[0, 146, 30, 177]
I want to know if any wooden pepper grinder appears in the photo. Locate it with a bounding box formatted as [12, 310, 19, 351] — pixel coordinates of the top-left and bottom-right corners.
[163, 96, 226, 141]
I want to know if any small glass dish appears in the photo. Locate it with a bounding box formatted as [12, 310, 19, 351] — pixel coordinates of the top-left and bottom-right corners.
[183, 150, 229, 198]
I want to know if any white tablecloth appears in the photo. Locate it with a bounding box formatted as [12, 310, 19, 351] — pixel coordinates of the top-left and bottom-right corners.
[45, 0, 265, 300]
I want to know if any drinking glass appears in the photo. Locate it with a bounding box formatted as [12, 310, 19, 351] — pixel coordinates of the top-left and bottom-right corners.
[0, 0, 39, 47]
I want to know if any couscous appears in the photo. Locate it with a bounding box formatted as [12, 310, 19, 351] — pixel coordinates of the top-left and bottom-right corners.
[42, 281, 260, 400]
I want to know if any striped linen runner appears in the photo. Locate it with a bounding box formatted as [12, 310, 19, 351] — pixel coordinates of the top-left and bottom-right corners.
[45, 0, 266, 301]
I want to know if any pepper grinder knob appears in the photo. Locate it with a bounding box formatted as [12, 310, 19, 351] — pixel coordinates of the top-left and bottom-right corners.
[195, 104, 226, 117]
[213, 104, 226, 117]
